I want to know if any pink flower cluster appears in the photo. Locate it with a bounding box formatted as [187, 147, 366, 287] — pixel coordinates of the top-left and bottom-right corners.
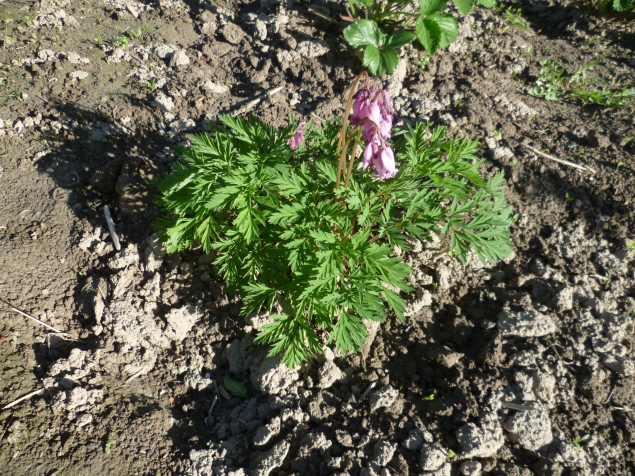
[350, 84, 397, 179]
[289, 120, 307, 150]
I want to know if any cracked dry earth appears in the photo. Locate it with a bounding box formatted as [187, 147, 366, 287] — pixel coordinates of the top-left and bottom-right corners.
[1, 0, 635, 475]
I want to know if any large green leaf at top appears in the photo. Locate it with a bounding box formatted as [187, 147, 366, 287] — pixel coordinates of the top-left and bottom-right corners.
[363, 45, 399, 77]
[613, 0, 633, 11]
[453, 0, 474, 15]
[419, 0, 448, 16]
[428, 13, 459, 49]
[416, 16, 442, 55]
[344, 19, 382, 48]
[477, 0, 496, 6]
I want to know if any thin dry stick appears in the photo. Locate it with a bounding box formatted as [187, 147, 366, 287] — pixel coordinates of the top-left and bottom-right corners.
[125, 370, 145, 384]
[231, 86, 284, 118]
[103, 205, 121, 251]
[524, 144, 597, 174]
[356, 381, 377, 406]
[2, 389, 44, 410]
[0, 297, 64, 333]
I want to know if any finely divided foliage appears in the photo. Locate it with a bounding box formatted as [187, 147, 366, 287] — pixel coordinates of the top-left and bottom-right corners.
[156, 88, 512, 368]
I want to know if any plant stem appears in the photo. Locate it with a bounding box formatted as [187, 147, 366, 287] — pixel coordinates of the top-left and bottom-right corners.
[344, 130, 363, 188]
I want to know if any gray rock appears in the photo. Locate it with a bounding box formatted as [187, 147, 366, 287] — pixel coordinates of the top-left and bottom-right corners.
[220, 23, 246, 45]
[145, 232, 167, 273]
[170, 50, 190, 67]
[504, 409, 553, 451]
[373, 440, 396, 466]
[297, 39, 329, 58]
[189, 448, 215, 476]
[498, 310, 556, 337]
[164, 304, 199, 341]
[201, 80, 229, 95]
[107, 245, 139, 269]
[254, 19, 267, 41]
[152, 92, 175, 112]
[602, 353, 635, 376]
[250, 356, 299, 395]
[318, 360, 344, 389]
[456, 414, 504, 458]
[301, 431, 332, 453]
[252, 440, 289, 476]
[253, 426, 274, 446]
[402, 428, 430, 451]
[460, 461, 482, 476]
[420, 442, 447, 471]
[369, 385, 398, 412]
[69, 71, 89, 80]
[155, 44, 174, 59]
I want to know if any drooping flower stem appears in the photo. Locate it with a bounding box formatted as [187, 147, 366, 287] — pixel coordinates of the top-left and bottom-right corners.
[336, 71, 369, 189]
[344, 130, 363, 188]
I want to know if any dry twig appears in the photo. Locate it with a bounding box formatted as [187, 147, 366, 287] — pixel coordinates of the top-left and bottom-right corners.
[231, 86, 284, 117]
[103, 205, 121, 251]
[0, 297, 64, 333]
[524, 144, 598, 174]
[2, 389, 44, 410]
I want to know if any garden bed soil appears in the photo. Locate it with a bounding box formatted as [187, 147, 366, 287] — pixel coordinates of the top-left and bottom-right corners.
[1, 0, 634, 475]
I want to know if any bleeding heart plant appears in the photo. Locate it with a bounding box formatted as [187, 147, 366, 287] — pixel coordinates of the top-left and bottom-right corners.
[155, 72, 513, 367]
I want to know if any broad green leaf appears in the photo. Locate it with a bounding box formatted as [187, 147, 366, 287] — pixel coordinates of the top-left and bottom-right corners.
[428, 13, 459, 49]
[613, 0, 632, 11]
[363, 45, 400, 77]
[477, 0, 496, 6]
[453, 0, 474, 15]
[416, 16, 442, 55]
[224, 375, 247, 398]
[343, 19, 381, 48]
[384, 31, 416, 49]
[419, 0, 447, 16]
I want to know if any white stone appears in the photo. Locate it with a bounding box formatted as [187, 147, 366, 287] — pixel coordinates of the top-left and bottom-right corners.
[498, 310, 556, 337]
[250, 356, 300, 395]
[165, 304, 199, 341]
[504, 409, 553, 451]
[297, 39, 329, 58]
[152, 92, 175, 112]
[170, 50, 190, 67]
[200, 80, 229, 95]
[369, 385, 398, 412]
[69, 71, 89, 80]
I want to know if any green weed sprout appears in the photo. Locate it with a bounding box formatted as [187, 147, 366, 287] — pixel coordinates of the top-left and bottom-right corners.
[572, 434, 590, 451]
[155, 72, 513, 367]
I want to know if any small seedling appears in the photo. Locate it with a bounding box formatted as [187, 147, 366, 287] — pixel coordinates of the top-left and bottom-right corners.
[146, 78, 158, 90]
[423, 394, 435, 401]
[505, 8, 528, 31]
[51, 34, 60, 43]
[93, 36, 103, 44]
[626, 241, 635, 251]
[105, 438, 114, 454]
[493, 129, 501, 138]
[116, 36, 129, 48]
[565, 192, 574, 202]
[512, 213, 520, 223]
[572, 434, 590, 451]
[419, 56, 430, 70]
[447, 449, 456, 458]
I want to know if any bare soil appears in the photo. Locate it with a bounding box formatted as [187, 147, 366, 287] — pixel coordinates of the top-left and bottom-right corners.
[1, 0, 634, 475]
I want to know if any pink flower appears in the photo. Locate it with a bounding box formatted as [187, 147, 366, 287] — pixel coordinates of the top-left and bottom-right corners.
[289, 120, 307, 150]
[351, 83, 397, 180]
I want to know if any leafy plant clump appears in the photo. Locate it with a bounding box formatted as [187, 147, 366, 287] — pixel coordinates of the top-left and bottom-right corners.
[155, 72, 513, 368]
[343, 0, 494, 76]
[528, 59, 635, 107]
[593, 0, 634, 14]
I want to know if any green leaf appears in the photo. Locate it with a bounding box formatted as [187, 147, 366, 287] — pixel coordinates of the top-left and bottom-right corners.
[105, 438, 113, 454]
[428, 13, 459, 49]
[476, 0, 496, 6]
[419, 0, 447, 16]
[224, 375, 247, 398]
[343, 19, 382, 48]
[416, 16, 442, 55]
[453, 0, 474, 15]
[363, 45, 399, 76]
[613, 0, 633, 10]
[384, 31, 416, 49]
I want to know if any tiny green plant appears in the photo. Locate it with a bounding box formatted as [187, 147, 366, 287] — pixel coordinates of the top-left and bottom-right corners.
[155, 72, 513, 367]
[105, 438, 114, 454]
[572, 434, 590, 451]
[93, 36, 103, 44]
[224, 375, 247, 397]
[423, 394, 435, 400]
[626, 241, 635, 251]
[419, 56, 431, 70]
[343, 0, 495, 76]
[594, 0, 634, 14]
[116, 35, 130, 48]
[505, 8, 528, 30]
[447, 449, 456, 458]
[565, 192, 574, 202]
[146, 77, 158, 90]
[528, 60, 635, 108]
